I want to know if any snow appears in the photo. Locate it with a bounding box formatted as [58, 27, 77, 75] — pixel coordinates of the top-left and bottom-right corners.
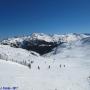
[0, 33, 90, 90]
[31, 33, 53, 42]
[0, 45, 40, 65]
[0, 51, 90, 90]
[1, 33, 88, 46]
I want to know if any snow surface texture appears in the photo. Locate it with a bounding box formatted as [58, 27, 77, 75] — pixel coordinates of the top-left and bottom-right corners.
[0, 33, 90, 90]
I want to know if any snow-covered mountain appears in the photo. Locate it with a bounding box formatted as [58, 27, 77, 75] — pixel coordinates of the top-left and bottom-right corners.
[0, 33, 89, 55]
[1, 33, 89, 44]
[0, 33, 90, 90]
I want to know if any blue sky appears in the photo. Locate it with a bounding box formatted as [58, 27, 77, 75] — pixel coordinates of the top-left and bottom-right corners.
[0, 0, 90, 37]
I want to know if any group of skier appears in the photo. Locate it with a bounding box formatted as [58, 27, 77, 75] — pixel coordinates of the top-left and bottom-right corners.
[28, 63, 66, 70]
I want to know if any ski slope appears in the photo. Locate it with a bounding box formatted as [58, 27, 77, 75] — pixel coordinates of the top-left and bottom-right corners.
[0, 45, 90, 90]
[0, 33, 90, 90]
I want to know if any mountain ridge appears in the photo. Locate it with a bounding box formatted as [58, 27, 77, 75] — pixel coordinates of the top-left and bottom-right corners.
[0, 33, 90, 55]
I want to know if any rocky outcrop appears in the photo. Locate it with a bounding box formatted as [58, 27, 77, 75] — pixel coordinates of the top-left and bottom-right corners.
[20, 40, 62, 55]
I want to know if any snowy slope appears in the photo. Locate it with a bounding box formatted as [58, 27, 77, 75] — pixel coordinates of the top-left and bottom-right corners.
[0, 45, 40, 66]
[0, 33, 90, 90]
[0, 45, 90, 90]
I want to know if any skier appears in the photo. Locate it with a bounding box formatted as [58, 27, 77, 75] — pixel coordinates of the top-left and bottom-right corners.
[48, 65, 50, 69]
[38, 65, 40, 70]
[28, 63, 31, 69]
[64, 65, 65, 67]
[60, 64, 61, 68]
